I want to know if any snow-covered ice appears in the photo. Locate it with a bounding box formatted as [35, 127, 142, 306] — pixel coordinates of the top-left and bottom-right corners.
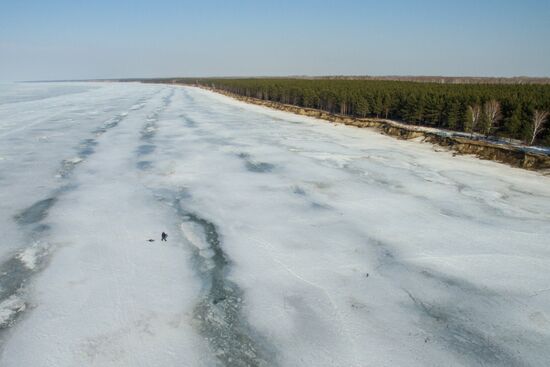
[0, 82, 549, 366]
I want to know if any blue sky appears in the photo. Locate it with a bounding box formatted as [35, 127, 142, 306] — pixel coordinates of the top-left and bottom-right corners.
[1, 0, 549, 80]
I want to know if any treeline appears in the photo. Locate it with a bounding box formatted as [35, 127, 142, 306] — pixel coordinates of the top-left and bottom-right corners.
[298, 75, 550, 85]
[150, 78, 550, 146]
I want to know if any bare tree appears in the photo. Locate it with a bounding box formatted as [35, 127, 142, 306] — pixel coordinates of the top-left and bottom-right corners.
[482, 100, 501, 136]
[530, 110, 549, 145]
[466, 104, 481, 137]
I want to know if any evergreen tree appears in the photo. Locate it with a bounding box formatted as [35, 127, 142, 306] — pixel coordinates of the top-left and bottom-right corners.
[503, 105, 522, 142]
[423, 95, 443, 126]
[444, 100, 460, 130]
[355, 97, 370, 118]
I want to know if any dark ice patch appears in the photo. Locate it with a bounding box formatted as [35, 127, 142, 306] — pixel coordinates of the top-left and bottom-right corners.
[14, 198, 57, 225]
[370, 238, 397, 265]
[77, 138, 98, 157]
[405, 291, 525, 367]
[137, 161, 153, 170]
[32, 224, 51, 233]
[237, 152, 250, 159]
[293, 186, 306, 196]
[245, 161, 274, 173]
[78, 146, 95, 156]
[311, 201, 331, 210]
[0, 242, 51, 329]
[181, 115, 197, 127]
[137, 144, 156, 156]
[237, 152, 275, 173]
[418, 269, 496, 297]
[0, 256, 33, 301]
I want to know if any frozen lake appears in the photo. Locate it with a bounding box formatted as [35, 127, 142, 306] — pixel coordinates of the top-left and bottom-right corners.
[0, 82, 549, 367]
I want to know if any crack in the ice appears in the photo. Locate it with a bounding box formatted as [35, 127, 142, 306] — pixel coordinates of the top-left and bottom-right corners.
[60, 105, 142, 178]
[188, 214, 275, 366]
[154, 190, 275, 367]
[135, 89, 173, 170]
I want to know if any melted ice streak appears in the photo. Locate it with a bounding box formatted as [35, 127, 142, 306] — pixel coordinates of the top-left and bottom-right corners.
[154, 188, 275, 366]
[0, 83, 549, 367]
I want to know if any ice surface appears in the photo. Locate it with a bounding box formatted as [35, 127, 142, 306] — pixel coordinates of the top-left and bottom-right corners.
[0, 295, 26, 328]
[0, 82, 549, 366]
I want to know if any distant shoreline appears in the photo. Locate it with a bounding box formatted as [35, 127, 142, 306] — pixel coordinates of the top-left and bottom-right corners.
[22, 75, 550, 85]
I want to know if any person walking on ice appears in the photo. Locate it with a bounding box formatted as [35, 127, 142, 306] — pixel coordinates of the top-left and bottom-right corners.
[161, 232, 168, 241]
